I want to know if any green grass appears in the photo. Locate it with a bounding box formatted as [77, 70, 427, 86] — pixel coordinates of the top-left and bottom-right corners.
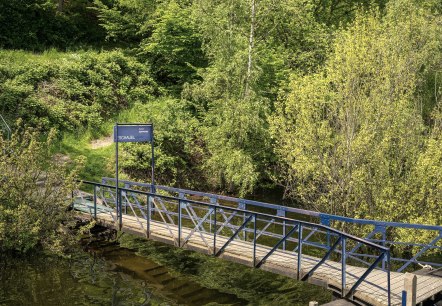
[54, 130, 114, 183]
[0, 48, 90, 65]
[53, 105, 153, 183]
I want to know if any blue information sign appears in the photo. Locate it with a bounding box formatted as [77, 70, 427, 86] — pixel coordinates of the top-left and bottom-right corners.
[114, 123, 155, 230]
[114, 125, 153, 142]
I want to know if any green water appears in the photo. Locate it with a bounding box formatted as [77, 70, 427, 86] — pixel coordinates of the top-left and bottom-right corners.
[0, 253, 166, 305]
[0, 233, 332, 306]
[0, 246, 245, 306]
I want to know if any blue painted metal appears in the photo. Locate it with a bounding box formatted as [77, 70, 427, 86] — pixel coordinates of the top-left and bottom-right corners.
[115, 123, 121, 229]
[302, 236, 343, 281]
[277, 209, 286, 250]
[113, 123, 155, 230]
[93, 185, 97, 219]
[215, 214, 254, 257]
[397, 234, 442, 272]
[178, 199, 182, 247]
[387, 251, 391, 306]
[113, 124, 153, 143]
[76, 180, 393, 305]
[147, 195, 151, 237]
[297, 224, 303, 280]
[256, 224, 298, 269]
[101, 177, 442, 273]
[213, 206, 217, 255]
[345, 252, 387, 299]
[402, 291, 407, 306]
[342, 237, 346, 297]
[253, 214, 257, 267]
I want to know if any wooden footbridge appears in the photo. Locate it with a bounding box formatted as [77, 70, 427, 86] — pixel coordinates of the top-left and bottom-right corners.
[73, 178, 442, 306]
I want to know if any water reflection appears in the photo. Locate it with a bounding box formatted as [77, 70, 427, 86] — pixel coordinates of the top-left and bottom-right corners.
[0, 243, 245, 306]
[87, 242, 245, 305]
[0, 253, 169, 306]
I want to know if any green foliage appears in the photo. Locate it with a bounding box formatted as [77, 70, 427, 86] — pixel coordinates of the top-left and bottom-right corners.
[95, 0, 206, 90]
[2, 0, 441, 229]
[0, 126, 82, 254]
[0, 49, 157, 132]
[140, 0, 206, 91]
[182, 0, 330, 195]
[117, 99, 202, 187]
[0, 0, 105, 50]
[271, 1, 442, 228]
[313, 0, 388, 26]
[93, 0, 155, 47]
[200, 96, 270, 196]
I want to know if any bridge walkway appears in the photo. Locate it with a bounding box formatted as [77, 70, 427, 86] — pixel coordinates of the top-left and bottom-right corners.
[81, 210, 440, 306]
[73, 181, 442, 306]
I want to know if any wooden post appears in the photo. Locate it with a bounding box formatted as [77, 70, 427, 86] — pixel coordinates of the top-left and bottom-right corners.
[404, 273, 417, 306]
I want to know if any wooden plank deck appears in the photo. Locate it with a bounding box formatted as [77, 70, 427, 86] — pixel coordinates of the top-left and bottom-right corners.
[80, 210, 442, 306]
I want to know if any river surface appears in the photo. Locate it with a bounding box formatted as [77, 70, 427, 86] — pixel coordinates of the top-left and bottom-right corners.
[0, 246, 246, 306]
[0, 235, 332, 306]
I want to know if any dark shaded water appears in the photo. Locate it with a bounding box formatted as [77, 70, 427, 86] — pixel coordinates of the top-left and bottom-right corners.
[0, 233, 333, 306]
[89, 242, 246, 305]
[0, 244, 246, 306]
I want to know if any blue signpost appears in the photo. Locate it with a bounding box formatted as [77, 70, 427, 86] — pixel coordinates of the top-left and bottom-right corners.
[114, 123, 154, 229]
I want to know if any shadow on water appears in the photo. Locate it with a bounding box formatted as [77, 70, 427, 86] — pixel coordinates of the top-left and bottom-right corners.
[87, 241, 247, 306]
[0, 252, 165, 306]
[0, 242, 245, 306]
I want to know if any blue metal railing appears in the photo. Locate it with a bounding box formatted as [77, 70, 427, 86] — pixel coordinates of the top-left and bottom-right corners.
[101, 177, 442, 272]
[76, 180, 392, 305]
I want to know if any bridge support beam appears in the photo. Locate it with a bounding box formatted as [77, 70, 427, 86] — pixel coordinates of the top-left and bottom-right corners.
[404, 273, 417, 306]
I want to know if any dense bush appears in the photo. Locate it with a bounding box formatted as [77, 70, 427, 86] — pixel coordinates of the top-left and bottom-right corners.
[0, 0, 105, 51]
[0, 50, 157, 132]
[0, 126, 81, 254]
[117, 99, 202, 188]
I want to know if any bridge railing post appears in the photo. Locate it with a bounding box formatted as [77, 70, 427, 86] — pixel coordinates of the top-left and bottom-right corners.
[297, 223, 303, 280]
[178, 199, 182, 247]
[210, 197, 217, 233]
[118, 188, 123, 229]
[124, 184, 128, 214]
[146, 195, 151, 238]
[387, 250, 391, 306]
[213, 206, 217, 255]
[253, 213, 257, 267]
[277, 209, 286, 250]
[93, 185, 97, 219]
[341, 235, 346, 297]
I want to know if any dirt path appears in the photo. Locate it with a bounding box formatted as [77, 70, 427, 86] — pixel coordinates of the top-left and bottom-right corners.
[90, 136, 113, 149]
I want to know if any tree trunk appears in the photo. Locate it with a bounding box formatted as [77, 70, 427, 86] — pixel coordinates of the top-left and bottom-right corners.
[58, 0, 65, 12]
[244, 0, 256, 98]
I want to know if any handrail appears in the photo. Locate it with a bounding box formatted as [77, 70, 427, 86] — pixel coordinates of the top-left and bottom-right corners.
[78, 179, 389, 251]
[100, 177, 442, 273]
[101, 177, 442, 231]
[75, 179, 392, 305]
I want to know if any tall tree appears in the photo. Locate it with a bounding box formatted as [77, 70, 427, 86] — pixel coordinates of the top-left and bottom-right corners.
[271, 1, 442, 227]
[182, 0, 328, 195]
